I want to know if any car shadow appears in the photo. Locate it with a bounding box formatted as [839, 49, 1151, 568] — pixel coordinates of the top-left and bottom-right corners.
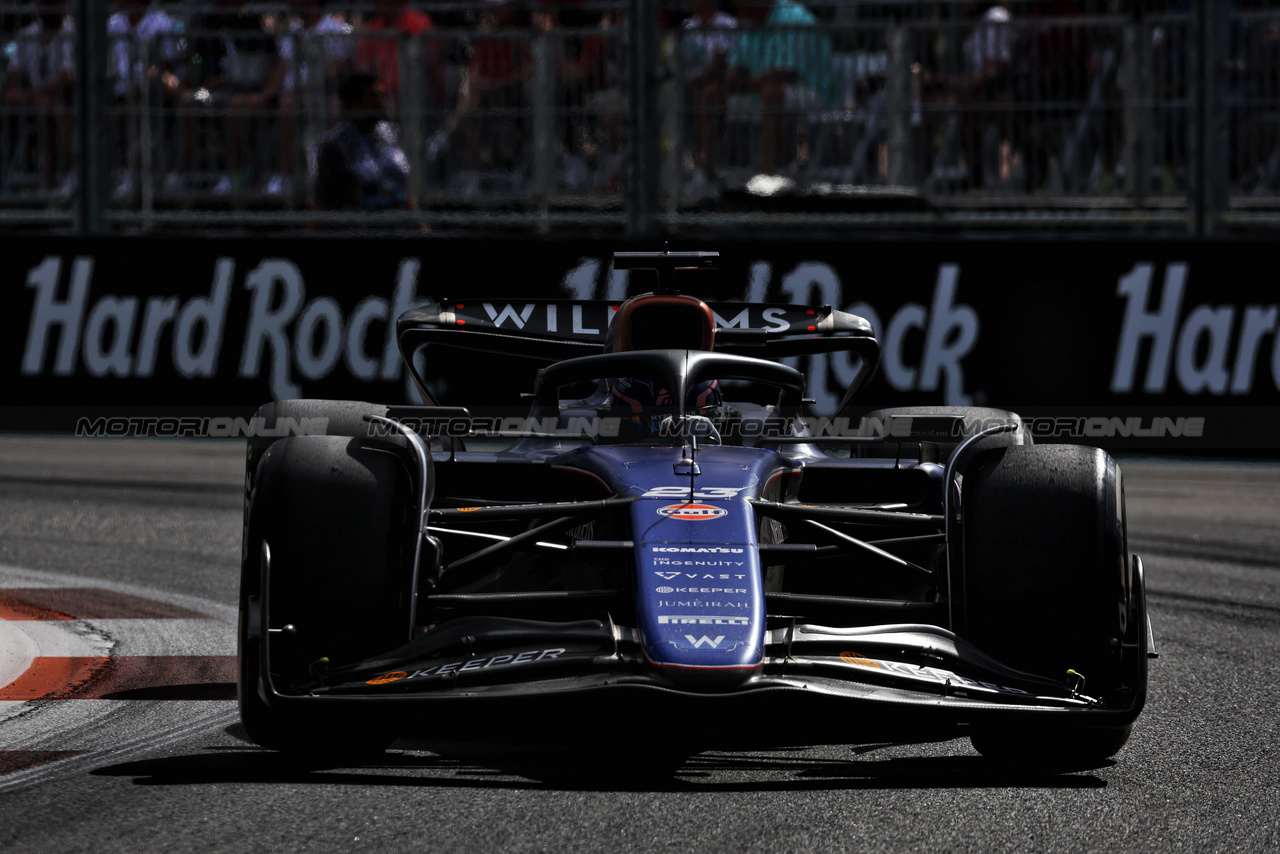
[89, 725, 1110, 792]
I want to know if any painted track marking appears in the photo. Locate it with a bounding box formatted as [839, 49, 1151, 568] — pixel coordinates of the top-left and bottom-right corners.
[0, 565, 239, 791]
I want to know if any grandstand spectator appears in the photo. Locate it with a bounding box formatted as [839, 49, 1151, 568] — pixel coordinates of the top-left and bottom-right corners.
[682, 0, 737, 185]
[353, 0, 444, 119]
[726, 0, 834, 178]
[174, 0, 282, 195]
[5, 0, 75, 195]
[913, 3, 1020, 191]
[1009, 1, 1088, 192]
[451, 0, 532, 173]
[533, 0, 624, 191]
[960, 3, 1015, 189]
[313, 70, 418, 215]
[1228, 12, 1280, 192]
[108, 1, 183, 199]
[1150, 15, 1188, 194]
[108, 3, 182, 102]
[274, 0, 355, 198]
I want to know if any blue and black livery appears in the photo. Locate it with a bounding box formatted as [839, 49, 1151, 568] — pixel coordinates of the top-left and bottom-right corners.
[237, 250, 1154, 765]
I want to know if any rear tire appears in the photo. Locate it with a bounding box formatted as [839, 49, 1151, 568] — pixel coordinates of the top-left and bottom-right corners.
[961, 444, 1139, 765]
[238, 434, 418, 755]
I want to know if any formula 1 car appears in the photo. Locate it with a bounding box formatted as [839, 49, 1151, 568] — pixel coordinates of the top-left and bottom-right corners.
[237, 250, 1153, 766]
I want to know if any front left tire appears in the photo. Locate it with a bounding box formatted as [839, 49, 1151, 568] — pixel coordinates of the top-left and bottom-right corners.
[238, 434, 419, 755]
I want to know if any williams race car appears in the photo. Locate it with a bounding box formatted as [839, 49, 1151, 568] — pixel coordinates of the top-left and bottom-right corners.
[238, 251, 1153, 765]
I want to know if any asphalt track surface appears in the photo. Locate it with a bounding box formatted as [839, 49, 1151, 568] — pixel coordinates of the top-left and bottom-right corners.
[0, 437, 1277, 853]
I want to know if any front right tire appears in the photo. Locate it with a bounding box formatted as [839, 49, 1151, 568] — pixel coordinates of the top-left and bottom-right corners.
[960, 444, 1141, 766]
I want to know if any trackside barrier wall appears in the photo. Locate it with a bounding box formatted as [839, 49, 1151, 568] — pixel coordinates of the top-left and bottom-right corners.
[4, 235, 1279, 452]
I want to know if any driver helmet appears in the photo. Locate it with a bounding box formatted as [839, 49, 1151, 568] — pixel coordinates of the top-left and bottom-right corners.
[609, 376, 723, 438]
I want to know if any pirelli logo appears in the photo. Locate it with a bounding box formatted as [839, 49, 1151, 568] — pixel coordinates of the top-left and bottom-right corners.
[656, 615, 749, 626]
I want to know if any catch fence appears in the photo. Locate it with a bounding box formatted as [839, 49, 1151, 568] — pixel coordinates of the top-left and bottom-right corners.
[1, 0, 1275, 233]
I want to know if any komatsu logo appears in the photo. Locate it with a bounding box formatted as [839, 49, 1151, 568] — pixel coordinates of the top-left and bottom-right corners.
[652, 547, 744, 554]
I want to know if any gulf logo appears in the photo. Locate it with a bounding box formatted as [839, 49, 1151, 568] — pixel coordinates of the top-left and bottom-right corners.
[657, 503, 727, 521]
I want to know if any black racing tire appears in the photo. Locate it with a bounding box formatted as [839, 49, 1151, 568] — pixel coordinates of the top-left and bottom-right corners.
[854, 405, 1031, 462]
[969, 722, 1133, 769]
[238, 434, 418, 756]
[961, 444, 1139, 766]
[244, 399, 393, 495]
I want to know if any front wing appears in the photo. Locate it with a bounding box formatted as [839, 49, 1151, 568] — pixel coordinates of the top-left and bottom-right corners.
[251, 566, 1152, 744]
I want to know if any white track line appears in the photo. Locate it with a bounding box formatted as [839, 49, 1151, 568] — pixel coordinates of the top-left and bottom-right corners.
[0, 564, 240, 793]
[0, 619, 39, 695]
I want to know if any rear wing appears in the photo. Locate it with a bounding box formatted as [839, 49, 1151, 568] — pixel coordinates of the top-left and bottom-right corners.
[396, 298, 880, 409]
[397, 299, 877, 362]
[398, 249, 877, 364]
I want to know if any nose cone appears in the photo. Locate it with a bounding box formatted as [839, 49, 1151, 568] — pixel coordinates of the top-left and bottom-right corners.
[643, 627, 762, 689]
[631, 496, 765, 686]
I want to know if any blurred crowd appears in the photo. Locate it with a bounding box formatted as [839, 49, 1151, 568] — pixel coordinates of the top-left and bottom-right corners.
[2, 0, 1279, 213]
[2, 0, 629, 209]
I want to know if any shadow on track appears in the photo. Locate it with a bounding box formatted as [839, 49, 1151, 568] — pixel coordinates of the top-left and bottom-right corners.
[89, 725, 1109, 792]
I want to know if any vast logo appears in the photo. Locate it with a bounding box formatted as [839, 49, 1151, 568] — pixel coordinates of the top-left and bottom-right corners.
[653, 571, 748, 580]
[656, 503, 727, 521]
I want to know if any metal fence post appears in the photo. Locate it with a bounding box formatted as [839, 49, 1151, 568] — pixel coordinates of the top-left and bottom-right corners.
[74, 0, 108, 234]
[1122, 20, 1147, 207]
[1192, 0, 1229, 235]
[139, 37, 156, 224]
[628, 0, 658, 235]
[659, 31, 680, 218]
[403, 36, 425, 212]
[532, 30, 554, 222]
[1202, 0, 1229, 234]
[301, 36, 325, 208]
[886, 26, 910, 187]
